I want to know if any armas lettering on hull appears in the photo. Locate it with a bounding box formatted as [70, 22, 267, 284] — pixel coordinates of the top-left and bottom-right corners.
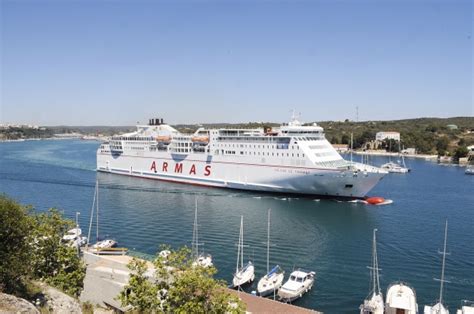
[150, 161, 211, 176]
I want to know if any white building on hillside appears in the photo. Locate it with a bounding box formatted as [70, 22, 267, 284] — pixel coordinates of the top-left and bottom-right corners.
[376, 131, 400, 141]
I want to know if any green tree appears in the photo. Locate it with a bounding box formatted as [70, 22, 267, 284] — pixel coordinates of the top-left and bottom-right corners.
[1, 196, 85, 297]
[436, 136, 450, 156]
[119, 246, 245, 313]
[354, 130, 375, 149]
[118, 258, 161, 311]
[381, 139, 400, 152]
[341, 134, 350, 145]
[329, 136, 340, 144]
[30, 209, 86, 296]
[453, 146, 469, 161]
[0, 195, 33, 294]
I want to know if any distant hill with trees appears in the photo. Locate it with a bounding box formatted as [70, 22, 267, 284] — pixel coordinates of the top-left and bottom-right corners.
[2, 117, 472, 157]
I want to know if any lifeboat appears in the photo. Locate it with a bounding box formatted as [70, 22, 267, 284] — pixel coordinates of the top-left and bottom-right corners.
[156, 136, 171, 142]
[191, 136, 209, 143]
[366, 197, 385, 205]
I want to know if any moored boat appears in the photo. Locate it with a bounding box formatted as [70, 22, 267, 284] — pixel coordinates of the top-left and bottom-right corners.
[62, 227, 82, 242]
[86, 180, 127, 255]
[360, 229, 384, 314]
[381, 161, 410, 173]
[278, 269, 315, 302]
[191, 197, 213, 268]
[257, 208, 284, 297]
[424, 220, 450, 314]
[232, 216, 255, 288]
[385, 282, 418, 314]
[456, 300, 474, 314]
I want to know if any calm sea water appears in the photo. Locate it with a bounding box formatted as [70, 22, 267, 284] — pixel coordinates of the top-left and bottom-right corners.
[0, 140, 473, 313]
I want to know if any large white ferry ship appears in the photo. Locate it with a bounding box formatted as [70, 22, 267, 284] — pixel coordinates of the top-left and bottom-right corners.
[97, 116, 387, 198]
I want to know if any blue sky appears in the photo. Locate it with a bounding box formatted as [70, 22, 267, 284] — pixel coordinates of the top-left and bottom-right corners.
[1, 0, 472, 125]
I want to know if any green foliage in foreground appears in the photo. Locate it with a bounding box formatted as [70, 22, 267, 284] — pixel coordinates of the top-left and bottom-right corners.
[0, 195, 86, 297]
[0, 197, 32, 294]
[118, 246, 245, 313]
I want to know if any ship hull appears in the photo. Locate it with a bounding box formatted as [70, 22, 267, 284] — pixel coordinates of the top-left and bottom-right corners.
[97, 151, 384, 198]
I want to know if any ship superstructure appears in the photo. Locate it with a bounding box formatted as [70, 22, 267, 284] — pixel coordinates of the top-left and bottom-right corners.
[97, 116, 387, 198]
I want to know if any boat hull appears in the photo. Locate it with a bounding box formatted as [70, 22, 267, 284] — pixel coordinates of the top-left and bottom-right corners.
[233, 264, 255, 288]
[97, 152, 385, 199]
[257, 272, 285, 297]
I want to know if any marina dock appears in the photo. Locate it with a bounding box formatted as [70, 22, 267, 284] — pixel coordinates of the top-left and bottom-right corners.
[80, 252, 320, 313]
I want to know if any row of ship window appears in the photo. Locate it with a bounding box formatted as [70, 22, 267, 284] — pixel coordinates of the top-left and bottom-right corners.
[114, 137, 154, 141]
[213, 143, 298, 150]
[216, 150, 305, 158]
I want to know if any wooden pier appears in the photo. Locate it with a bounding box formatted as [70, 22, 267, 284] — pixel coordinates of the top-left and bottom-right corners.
[80, 252, 321, 313]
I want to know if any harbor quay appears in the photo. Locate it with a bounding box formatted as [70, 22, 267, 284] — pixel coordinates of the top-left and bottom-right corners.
[80, 251, 321, 313]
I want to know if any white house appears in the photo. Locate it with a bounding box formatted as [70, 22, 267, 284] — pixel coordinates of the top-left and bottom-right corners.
[375, 131, 400, 142]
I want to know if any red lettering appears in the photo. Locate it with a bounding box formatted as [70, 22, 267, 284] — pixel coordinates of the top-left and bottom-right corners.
[204, 165, 211, 176]
[174, 163, 183, 173]
[150, 161, 157, 172]
[162, 162, 168, 172]
[189, 164, 196, 175]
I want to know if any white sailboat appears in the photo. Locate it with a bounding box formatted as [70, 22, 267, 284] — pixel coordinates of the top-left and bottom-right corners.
[360, 229, 384, 314]
[232, 216, 255, 288]
[257, 209, 285, 297]
[424, 220, 450, 314]
[382, 141, 410, 173]
[191, 197, 213, 268]
[86, 180, 125, 255]
[385, 281, 418, 314]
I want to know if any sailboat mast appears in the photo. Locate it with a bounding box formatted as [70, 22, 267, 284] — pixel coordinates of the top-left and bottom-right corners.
[267, 209, 271, 274]
[373, 228, 381, 295]
[236, 216, 243, 273]
[439, 220, 448, 305]
[240, 216, 244, 269]
[86, 181, 97, 248]
[350, 133, 353, 164]
[389, 140, 392, 162]
[96, 181, 99, 241]
[193, 197, 198, 258]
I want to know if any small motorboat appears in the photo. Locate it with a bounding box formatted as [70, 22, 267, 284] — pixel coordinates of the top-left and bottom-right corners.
[193, 253, 213, 268]
[278, 269, 316, 302]
[257, 265, 285, 297]
[68, 236, 88, 248]
[62, 227, 82, 242]
[92, 239, 117, 249]
[385, 282, 418, 314]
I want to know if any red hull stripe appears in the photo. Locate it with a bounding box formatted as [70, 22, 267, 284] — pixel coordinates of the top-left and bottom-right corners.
[100, 169, 222, 188]
[108, 168, 223, 185]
